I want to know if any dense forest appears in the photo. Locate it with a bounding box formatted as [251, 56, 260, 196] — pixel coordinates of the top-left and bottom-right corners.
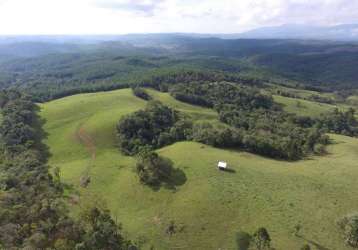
[1, 37, 358, 102]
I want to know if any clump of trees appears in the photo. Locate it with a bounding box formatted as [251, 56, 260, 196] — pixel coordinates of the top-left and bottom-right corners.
[236, 227, 274, 250]
[119, 81, 358, 160]
[170, 81, 273, 109]
[169, 82, 329, 160]
[117, 101, 191, 155]
[191, 122, 242, 148]
[132, 87, 152, 100]
[135, 149, 173, 186]
[317, 108, 358, 136]
[75, 206, 132, 250]
[119, 82, 334, 160]
[0, 90, 134, 249]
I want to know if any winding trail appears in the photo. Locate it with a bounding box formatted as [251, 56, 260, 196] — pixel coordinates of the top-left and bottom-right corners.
[75, 125, 96, 187]
[76, 126, 96, 160]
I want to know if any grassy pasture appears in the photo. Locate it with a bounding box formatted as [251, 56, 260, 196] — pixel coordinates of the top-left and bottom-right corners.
[273, 95, 340, 117]
[40, 88, 358, 249]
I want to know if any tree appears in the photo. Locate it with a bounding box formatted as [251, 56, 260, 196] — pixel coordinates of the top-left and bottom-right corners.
[136, 149, 172, 186]
[252, 227, 271, 250]
[132, 87, 152, 100]
[78, 206, 130, 250]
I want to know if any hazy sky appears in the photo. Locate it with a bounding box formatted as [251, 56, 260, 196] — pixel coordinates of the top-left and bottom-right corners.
[0, 0, 357, 35]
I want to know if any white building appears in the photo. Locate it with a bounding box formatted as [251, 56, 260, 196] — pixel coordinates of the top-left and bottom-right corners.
[218, 161, 227, 170]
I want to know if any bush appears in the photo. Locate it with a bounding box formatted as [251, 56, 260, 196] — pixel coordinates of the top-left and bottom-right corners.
[252, 227, 271, 250]
[317, 108, 358, 137]
[132, 87, 152, 100]
[339, 214, 358, 247]
[136, 150, 173, 186]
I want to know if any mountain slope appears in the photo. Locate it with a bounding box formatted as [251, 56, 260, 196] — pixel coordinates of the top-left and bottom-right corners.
[40, 88, 358, 250]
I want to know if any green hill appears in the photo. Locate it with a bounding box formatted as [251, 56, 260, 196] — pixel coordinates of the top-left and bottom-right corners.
[40, 88, 358, 249]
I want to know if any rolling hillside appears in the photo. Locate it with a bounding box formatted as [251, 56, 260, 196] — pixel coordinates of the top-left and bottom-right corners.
[40, 88, 358, 249]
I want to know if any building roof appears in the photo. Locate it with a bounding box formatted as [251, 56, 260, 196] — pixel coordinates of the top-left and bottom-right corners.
[218, 161, 227, 168]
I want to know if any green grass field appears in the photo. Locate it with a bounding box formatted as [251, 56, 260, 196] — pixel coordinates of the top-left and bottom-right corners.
[273, 95, 340, 117]
[40, 88, 358, 249]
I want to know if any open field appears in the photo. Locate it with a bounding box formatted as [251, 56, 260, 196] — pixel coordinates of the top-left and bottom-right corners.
[40, 88, 358, 249]
[273, 95, 341, 117]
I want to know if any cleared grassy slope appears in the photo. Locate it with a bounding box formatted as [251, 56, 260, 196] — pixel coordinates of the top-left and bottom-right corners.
[273, 95, 340, 117]
[40, 88, 358, 250]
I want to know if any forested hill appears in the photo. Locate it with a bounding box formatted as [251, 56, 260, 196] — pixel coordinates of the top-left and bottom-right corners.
[1, 36, 358, 101]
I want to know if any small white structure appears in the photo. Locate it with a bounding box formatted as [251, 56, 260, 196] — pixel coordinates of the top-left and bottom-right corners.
[217, 161, 228, 170]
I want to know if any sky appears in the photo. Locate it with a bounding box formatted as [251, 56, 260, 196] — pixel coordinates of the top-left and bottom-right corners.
[0, 0, 357, 35]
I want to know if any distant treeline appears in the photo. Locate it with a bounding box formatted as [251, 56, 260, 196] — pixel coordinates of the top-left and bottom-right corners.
[24, 68, 265, 102]
[0, 90, 135, 249]
[2, 38, 358, 102]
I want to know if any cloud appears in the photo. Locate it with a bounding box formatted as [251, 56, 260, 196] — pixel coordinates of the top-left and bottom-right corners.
[0, 0, 9, 6]
[95, 0, 164, 15]
[0, 0, 358, 34]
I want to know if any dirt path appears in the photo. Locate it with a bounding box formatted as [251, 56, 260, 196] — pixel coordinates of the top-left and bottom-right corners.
[77, 126, 96, 160]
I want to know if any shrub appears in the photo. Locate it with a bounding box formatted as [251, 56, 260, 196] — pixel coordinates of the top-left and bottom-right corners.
[252, 227, 271, 250]
[132, 87, 152, 100]
[339, 214, 358, 247]
[136, 150, 173, 186]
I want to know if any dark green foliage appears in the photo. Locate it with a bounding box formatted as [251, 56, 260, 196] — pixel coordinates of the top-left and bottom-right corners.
[77, 207, 130, 250]
[220, 108, 329, 160]
[236, 228, 274, 250]
[0, 90, 82, 249]
[306, 94, 334, 104]
[0, 91, 36, 154]
[1, 38, 358, 102]
[191, 122, 242, 148]
[252, 227, 271, 250]
[136, 149, 173, 186]
[254, 51, 358, 90]
[170, 81, 273, 109]
[132, 87, 152, 100]
[170, 82, 328, 160]
[117, 101, 189, 155]
[166, 221, 176, 236]
[317, 108, 358, 136]
[338, 214, 358, 248]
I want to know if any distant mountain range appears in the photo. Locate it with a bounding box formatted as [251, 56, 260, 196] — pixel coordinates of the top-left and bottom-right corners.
[233, 24, 358, 41]
[1, 24, 358, 45]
